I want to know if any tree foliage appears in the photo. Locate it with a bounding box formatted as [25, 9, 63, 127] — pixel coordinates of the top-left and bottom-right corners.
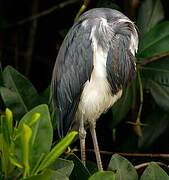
[1, 0, 169, 179]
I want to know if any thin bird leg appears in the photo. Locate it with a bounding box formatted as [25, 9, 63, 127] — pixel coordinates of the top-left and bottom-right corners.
[89, 121, 103, 171]
[79, 114, 86, 166]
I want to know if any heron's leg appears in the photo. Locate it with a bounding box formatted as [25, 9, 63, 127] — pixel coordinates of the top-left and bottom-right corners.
[79, 114, 86, 166]
[89, 121, 103, 171]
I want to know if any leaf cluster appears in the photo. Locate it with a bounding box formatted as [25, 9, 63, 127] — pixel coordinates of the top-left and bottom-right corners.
[111, 0, 169, 150]
[0, 105, 77, 179]
[1, 0, 169, 179]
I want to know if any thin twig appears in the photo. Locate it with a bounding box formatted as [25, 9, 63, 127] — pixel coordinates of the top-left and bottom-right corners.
[25, 0, 39, 77]
[73, 148, 169, 158]
[126, 121, 147, 126]
[137, 71, 143, 122]
[132, 70, 143, 138]
[74, 0, 90, 21]
[3, 0, 79, 28]
[124, 0, 139, 19]
[135, 161, 169, 170]
[137, 51, 169, 66]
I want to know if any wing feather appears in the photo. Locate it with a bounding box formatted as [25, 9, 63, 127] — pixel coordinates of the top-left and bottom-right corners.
[51, 22, 93, 137]
[106, 23, 136, 94]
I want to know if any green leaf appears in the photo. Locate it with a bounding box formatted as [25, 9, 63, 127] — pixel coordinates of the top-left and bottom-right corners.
[138, 21, 169, 59]
[1, 115, 11, 145]
[0, 87, 25, 120]
[147, 80, 169, 111]
[142, 58, 169, 86]
[111, 86, 133, 127]
[0, 131, 10, 176]
[67, 154, 91, 180]
[9, 156, 23, 169]
[89, 171, 115, 180]
[25, 169, 69, 180]
[36, 131, 78, 173]
[1, 66, 40, 119]
[17, 104, 53, 171]
[86, 161, 98, 175]
[137, 0, 164, 35]
[108, 154, 138, 180]
[141, 58, 169, 111]
[21, 123, 32, 177]
[5, 108, 13, 137]
[40, 86, 51, 104]
[51, 158, 74, 177]
[138, 108, 169, 148]
[140, 162, 169, 180]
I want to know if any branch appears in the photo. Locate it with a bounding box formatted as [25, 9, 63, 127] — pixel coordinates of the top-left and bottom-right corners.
[73, 148, 169, 158]
[124, 0, 140, 19]
[24, 0, 39, 77]
[132, 70, 143, 139]
[4, 0, 79, 28]
[74, 0, 90, 21]
[137, 51, 169, 66]
[135, 162, 169, 170]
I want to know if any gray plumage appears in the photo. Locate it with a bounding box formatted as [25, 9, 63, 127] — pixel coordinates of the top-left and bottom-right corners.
[51, 7, 138, 170]
[52, 17, 93, 137]
[52, 8, 138, 137]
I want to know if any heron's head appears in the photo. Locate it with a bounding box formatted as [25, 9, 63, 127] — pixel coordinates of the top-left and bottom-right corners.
[78, 8, 138, 56]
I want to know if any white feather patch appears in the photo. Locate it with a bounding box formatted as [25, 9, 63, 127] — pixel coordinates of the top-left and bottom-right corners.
[76, 32, 122, 123]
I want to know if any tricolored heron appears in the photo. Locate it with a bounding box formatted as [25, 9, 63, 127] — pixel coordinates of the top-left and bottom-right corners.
[51, 8, 138, 171]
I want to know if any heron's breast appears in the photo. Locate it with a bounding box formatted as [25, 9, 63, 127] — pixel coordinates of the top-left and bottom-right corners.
[77, 75, 122, 123]
[76, 41, 122, 123]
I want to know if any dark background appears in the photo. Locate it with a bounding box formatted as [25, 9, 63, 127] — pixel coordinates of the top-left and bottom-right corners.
[1, 0, 169, 169]
[0, 0, 169, 90]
